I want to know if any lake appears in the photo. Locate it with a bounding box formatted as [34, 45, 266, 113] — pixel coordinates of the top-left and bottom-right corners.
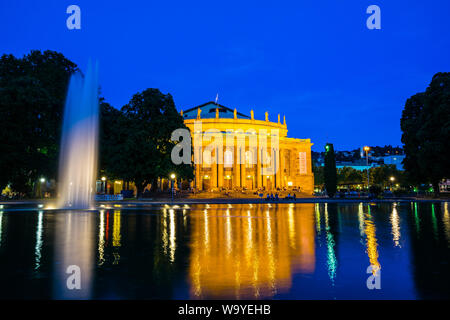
[0, 202, 449, 299]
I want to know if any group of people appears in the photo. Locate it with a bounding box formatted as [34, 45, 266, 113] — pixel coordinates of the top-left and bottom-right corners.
[262, 193, 297, 202]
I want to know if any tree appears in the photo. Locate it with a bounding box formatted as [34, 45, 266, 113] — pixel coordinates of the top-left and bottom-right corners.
[324, 143, 337, 197]
[337, 167, 363, 186]
[401, 72, 450, 195]
[0, 50, 78, 195]
[313, 163, 324, 187]
[101, 88, 193, 197]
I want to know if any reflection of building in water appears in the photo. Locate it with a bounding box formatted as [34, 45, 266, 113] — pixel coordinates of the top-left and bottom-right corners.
[357, 204, 380, 273]
[188, 204, 315, 299]
[443, 202, 450, 245]
[112, 210, 121, 265]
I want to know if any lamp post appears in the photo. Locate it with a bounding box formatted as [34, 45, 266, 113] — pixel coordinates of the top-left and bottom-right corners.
[390, 176, 395, 191]
[170, 173, 176, 202]
[364, 146, 370, 193]
[39, 177, 45, 198]
[101, 176, 106, 194]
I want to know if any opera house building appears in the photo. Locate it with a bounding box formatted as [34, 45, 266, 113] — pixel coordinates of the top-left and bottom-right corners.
[182, 102, 314, 194]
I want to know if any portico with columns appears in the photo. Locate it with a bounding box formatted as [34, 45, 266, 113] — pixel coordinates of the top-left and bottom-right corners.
[182, 101, 314, 194]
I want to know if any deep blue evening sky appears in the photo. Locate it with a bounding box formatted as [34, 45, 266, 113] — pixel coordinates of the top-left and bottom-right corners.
[1, 1, 449, 151]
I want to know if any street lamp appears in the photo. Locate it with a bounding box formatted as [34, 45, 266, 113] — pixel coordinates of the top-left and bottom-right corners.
[390, 176, 395, 191]
[170, 173, 176, 202]
[363, 146, 370, 193]
[39, 177, 45, 198]
[101, 176, 106, 194]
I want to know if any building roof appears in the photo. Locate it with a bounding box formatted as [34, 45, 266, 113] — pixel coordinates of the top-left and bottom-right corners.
[182, 101, 250, 120]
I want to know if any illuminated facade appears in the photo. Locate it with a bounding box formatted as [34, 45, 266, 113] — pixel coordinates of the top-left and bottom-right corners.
[189, 203, 315, 298]
[182, 102, 314, 194]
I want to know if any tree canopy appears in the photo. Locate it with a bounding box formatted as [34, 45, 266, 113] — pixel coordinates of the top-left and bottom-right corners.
[100, 88, 193, 197]
[401, 72, 450, 194]
[0, 50, 78, 194]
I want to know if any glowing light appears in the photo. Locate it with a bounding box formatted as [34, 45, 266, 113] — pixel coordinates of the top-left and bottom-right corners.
[112, 210, 121, 248]
[170, 173, 176, 180]
[101, 176, 106, 181]
[390, 203, 401, 247]
[169, 209, 176, 262]
[324, 204, 337, 284]
[39, 177, 46, 183]
[34, 211, 44, 270]
[287, 181, 293, 186]
[315, 203, 321, 235]
[98, 210, 105, 265]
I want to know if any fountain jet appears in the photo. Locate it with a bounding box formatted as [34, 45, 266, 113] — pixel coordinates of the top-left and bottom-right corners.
[57, 61, 99, 209]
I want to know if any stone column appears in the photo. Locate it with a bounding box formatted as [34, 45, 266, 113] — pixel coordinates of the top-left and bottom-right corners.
[218, 147, 224, 189]
[240, 148, 246, 189]
[275, 148, 281, 189]
[195, 146, 202, 190]
[211, 149, 218, 190]
[280, 148, 285, 188]
[256, 146, 262, 189]
[234, 144, 240, 188]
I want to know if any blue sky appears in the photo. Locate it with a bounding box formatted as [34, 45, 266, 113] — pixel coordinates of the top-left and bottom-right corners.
[1, 0, 449, 151]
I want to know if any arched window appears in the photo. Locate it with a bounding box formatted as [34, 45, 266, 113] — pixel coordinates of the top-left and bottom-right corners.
[224, 149, 233, 168]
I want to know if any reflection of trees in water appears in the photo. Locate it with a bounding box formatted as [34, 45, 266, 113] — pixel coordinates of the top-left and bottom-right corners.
[407, 202, 450, 299]
[323, 203, 340, 285]
[188, 204, 316, 299]
[92, 208, 192, 299]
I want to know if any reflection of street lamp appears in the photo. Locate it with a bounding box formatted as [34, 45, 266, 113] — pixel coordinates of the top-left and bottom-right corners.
[101, 176, 106, 194]
[364, 146, 370, 191]
[170, 173, 176, 202]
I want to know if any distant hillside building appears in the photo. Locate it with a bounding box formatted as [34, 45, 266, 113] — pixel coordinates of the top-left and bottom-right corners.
[382, 155, 405, 170]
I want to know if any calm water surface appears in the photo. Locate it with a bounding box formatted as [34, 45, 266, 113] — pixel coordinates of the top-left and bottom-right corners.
[0, 202, 449, 299]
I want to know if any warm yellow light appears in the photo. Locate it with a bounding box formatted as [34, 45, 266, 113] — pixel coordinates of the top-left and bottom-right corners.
[114, 180, 122, 184]
[170, 173, 176, 179]
[287, 181, 293, 186]
[363, 146, 370, 152]
[390, 176, 395, 181]
[101, 176, 106, 181]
